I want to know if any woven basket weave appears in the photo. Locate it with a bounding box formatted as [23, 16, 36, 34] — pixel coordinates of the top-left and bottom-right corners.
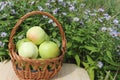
[8, 11, 66, 80]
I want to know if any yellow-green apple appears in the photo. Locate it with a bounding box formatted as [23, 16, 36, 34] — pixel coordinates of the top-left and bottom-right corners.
[26, 26, 48, 45]
[16, 38, 30, 49]
[18, 42, 38, 59]
[39, 41, 60, 59]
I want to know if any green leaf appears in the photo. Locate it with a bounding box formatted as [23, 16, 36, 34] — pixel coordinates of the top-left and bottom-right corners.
[104, 57, 120, 67]
[84, 46, 98, 54]
[87, 67, 95, 80]
[87, 55, 94, 64]
[106, 51, 113, 60]
[82, 62, 89, 69]
[67, 42, 72, 48]
[74, 54, 80, 66]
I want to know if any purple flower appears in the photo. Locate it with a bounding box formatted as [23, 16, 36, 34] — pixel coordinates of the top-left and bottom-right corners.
[1, 32, 7, 37]
[69, 5, 75, 11]
[109, 31, 118, 37]
[113, 19, 119, 25]
[105, 16, 111, 20]
[52, 8, 59, 14]
[103, 13, 111, 20]
[0, 2, 7, 11]
[11, 9, 16, 14]
[98, 8, 104, 12]
[97, 61, 103, 68]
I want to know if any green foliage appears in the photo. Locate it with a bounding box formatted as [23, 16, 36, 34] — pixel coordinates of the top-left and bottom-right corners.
[0, 0, 120, 80]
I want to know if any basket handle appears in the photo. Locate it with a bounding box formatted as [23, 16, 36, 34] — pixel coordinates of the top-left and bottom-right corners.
[8, 11, 66, 57]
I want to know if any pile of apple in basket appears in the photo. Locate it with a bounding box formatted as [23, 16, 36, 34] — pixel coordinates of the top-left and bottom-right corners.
[16, 26, 60, 59]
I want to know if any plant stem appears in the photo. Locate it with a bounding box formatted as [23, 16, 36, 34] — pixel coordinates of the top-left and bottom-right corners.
[113, 68, 119, 80]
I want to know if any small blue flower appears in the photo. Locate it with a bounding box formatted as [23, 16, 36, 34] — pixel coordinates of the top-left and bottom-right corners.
[105, 16, 111, 20]
[103, 13, 111, 20]
[53, 8, 59, 15]
[0, 2, 7, 11]
[113, 19, 119, 25]
[1, 32, 7, 37]
[97, 61, 103, 68]
[98, 8, 104, 12]
[69, 5, 75, 12]
[109, 31, 118, 37]
[11, 9, 16, 14]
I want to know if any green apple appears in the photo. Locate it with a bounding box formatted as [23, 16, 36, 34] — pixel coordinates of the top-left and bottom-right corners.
[26, 26, 48, 45]
[39, 41, 60, 59]
[16, 38, 30, 49]
[18, 42, 38, 59]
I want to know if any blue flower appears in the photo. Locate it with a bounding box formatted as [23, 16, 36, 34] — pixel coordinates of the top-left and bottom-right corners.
[69, 5, 75, 12]
[113, 19, 119, 25]
[1, 32, 7, 37]
[97, 61, 103, 68]
[52, 8, 59, 15]
[98, 8, 104, 12]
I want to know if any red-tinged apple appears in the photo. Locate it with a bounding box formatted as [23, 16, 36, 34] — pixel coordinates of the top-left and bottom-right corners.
[26, 26, 48, 45]
[39, 41, 60, 59]
[16, 38, 30, 49]
[18, 42, 38, 59]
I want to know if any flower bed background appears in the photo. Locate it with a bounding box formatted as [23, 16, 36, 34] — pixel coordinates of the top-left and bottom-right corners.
[0, 0, 120, 80]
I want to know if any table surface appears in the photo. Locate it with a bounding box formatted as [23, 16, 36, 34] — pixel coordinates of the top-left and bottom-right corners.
[0, 61, 90, 80]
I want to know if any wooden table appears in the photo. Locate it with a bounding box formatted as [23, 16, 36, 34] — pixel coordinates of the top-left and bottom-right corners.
[0, 61, 90, 80]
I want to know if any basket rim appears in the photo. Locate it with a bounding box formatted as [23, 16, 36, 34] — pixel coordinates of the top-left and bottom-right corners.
[8, 11, 66, 61]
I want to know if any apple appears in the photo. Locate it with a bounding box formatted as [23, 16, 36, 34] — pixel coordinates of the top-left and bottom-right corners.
[16, 38, 30, 49]
[39, 41, 60, 59]
[18, 42, 38, 59]
[26, 26, 48, 45]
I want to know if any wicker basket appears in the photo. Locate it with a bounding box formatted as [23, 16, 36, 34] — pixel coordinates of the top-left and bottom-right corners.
[8, 11, 66, 80]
